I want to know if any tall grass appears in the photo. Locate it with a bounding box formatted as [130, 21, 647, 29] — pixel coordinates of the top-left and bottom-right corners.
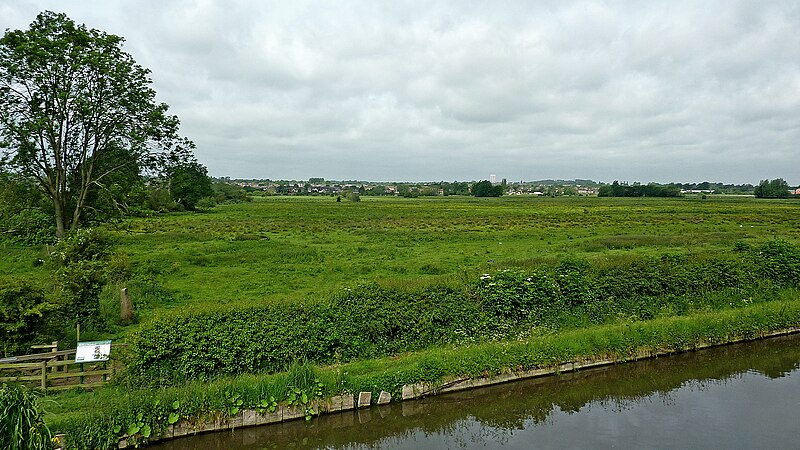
[0, 384, 52, 450]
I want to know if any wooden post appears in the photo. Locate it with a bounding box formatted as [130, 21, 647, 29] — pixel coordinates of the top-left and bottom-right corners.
[51, 341, 58, 373]
[120, 287, 134, 322]
[41, 360, 47, 389]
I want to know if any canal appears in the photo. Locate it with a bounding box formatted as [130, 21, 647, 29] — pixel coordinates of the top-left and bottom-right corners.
[152, 334, 800, 449]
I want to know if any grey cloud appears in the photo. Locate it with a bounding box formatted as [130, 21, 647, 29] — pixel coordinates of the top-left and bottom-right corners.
[3, 1, 799, 184]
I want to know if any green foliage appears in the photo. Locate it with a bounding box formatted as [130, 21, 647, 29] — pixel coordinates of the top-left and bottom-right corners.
[0, 173, 55, 245]
[753, 240, 800, 285]
[598, 181, 681, 197]
[76, 146, 149, 226]
[126, 283, 478, 384]
[471, 180, 503, 197]
[0, 279, 57, 357]
[0, 11, 195, 237]
[341, 190, 361, 202]
[167, 162, 214, 210]
[125, 241, 800, 385]
[0, 384, 53, 450]
[212, 181, 251, 203]
[51, 229, 112, 330]
[47, 295, 800, 449]
[195, 196, 217, 210]
[754, 178, 790, 199]
[145, 184, 178, 212]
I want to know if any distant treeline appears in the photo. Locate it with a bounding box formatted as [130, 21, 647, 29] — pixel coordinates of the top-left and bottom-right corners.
[676, 181, 754, 193]
[598, 181, 681, 197]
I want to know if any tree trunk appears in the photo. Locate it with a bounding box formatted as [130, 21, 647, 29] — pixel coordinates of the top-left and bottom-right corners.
[53, 196, 66, 239]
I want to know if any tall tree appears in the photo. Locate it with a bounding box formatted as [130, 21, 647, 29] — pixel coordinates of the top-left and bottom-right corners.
[0, 11, 194, 237]
[167, 161, 214, 210]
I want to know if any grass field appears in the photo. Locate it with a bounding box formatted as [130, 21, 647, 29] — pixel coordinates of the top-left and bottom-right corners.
[116, 195, 798, 307]
[6, 194, 800, 448]
[4, 195, 800, 326]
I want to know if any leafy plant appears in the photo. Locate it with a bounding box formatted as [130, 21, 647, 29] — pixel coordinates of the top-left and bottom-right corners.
[256, 396, 277, 414]
[167, 400, 181, 425]
[120, 411, 152, 446]
[224, 392, 243, 416]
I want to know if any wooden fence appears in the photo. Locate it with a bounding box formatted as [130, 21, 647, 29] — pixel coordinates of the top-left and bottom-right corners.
[0, 344, 122, 390]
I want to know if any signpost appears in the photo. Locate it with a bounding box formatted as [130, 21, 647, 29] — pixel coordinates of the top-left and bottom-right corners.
[75, 340, 112, 363]
[75, 340, 112, 384]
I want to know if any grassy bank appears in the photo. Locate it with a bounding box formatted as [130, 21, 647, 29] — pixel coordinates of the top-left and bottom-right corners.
[124, 239, 799, 385]
[48, 293, 800, 449]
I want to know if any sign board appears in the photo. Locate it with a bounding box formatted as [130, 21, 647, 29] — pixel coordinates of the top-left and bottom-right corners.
[75, 340, 112, 363]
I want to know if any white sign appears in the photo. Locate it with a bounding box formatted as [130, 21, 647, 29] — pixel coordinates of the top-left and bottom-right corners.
[75, 340, 112, 363]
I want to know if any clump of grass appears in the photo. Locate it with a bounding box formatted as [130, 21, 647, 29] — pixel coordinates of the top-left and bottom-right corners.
[0, 384, 53, 450]
[285, 360, 317, 393]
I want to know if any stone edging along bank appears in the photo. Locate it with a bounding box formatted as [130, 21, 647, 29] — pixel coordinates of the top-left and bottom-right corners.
[51, 327, 800, 449]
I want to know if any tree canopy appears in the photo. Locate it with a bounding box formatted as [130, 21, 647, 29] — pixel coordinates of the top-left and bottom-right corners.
[754, 178, 790, 199]
[471, 180, 503, 197]
[598, 181, 681, 198]
[0, 11, 196, 237]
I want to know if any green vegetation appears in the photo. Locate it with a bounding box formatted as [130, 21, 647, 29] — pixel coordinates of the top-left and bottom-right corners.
[0, 384, 53, 450]
[471, 180, 503, 197]
[1, 195, 799, 448]
[0, 11, 219, 246]
[0, 280, 56, 357]
[125, 239, 799, 385]
[754, 178, 791, 199]
[47, 296, 800, 449]
[598, 181, 681, 197]
[4, 10, 798, 450]
[2, 195, 800, 350]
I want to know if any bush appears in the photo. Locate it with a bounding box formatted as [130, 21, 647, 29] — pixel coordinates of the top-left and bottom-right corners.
[0, 209, 56, 245]
[0, 280, 57, 357]
[753, 240, 800, 286]
[51, 229, 112, 331]
[195, 196, 217, 210]
[127, 284, 480, 385]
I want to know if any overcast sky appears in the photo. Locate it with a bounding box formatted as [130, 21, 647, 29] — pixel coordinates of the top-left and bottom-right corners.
[2, 1, 799, 184]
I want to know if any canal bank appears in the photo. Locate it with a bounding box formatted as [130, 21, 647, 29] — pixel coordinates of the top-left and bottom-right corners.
[112, 328, 799, 449]
[51, 297, 800, 449]
[148, 332, 800, 450]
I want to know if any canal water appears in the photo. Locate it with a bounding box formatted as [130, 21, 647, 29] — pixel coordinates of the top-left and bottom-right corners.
[152, 334, 800, 449]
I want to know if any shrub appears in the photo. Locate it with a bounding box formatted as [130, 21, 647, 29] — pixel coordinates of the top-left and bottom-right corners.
[50, 229, 112, 331]
[0, 280, 57, 357]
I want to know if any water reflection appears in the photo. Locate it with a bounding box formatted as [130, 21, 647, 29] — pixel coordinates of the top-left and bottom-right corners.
[152, 334, 800, 449]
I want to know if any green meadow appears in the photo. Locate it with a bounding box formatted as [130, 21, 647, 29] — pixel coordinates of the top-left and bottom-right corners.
[106, 195, 799, 313]
[6, 194, 800, 448]
[3, 194, 799, 340]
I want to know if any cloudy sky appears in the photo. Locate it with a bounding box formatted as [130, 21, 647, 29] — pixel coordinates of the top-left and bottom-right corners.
[2, 1, 799, 184]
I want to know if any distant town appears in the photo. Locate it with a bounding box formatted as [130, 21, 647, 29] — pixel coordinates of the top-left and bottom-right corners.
[215, 177, 790, 198]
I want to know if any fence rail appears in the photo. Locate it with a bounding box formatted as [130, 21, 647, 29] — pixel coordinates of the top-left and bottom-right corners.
[0, 345, 123, 390]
